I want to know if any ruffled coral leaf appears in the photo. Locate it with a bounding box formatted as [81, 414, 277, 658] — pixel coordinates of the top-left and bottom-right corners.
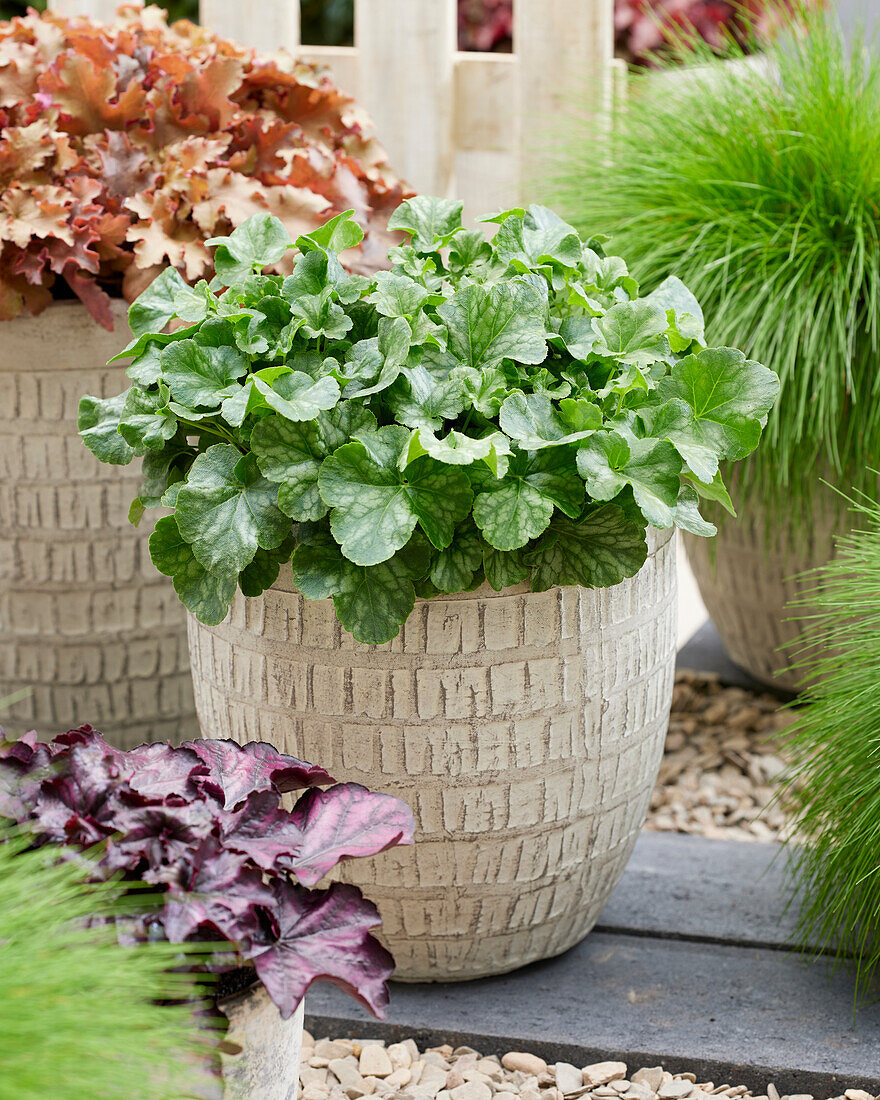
[39, 53, 147, 136]
[0, 7, 410, 321]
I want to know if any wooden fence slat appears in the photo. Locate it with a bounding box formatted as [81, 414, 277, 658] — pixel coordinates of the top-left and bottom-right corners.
[453, 52, 519, 218]
[48, 0, 119, 21]
[515, 0, 614, 171]
[354, 0, 456, 197]
[199, 0, 301, 55]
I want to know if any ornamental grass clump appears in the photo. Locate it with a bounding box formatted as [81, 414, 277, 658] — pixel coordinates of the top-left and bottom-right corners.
[781, 497, 880, 998]
[0, 725, 414, 1019]
[79, 198, 778, 644]
[546, 6, 879, 509]
[0, 4, 406, 328]
[0, 827, 219, 1099]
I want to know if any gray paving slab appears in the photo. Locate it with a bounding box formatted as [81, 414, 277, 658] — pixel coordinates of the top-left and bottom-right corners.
[597, 833, 805, 950]
[305, 835, 880, 1093]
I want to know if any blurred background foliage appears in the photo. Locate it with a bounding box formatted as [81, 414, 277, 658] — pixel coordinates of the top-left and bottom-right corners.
[0, 1, 353, 40]
[0, 1, 796, 62]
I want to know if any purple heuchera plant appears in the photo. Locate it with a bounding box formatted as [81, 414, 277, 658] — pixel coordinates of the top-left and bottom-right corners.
[0, 725, 414, 1019]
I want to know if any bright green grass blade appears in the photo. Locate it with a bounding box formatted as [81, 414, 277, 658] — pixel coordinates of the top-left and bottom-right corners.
[0, 829, 220, 1099]
[777, 494, 880, 997]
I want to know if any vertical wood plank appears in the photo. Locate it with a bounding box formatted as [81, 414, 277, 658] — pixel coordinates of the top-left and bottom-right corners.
[515, 0, 615, 199]
[453, 53, 519, 220]
[200, 0, 301, 54]
[48, 0, 119, 21]
[354, 0, 456, 197]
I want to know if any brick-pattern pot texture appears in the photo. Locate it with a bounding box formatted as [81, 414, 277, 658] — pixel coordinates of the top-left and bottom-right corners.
[188, 527, 677, 981]
[0, 301, 197, 747]
[684, 483, 842, 692]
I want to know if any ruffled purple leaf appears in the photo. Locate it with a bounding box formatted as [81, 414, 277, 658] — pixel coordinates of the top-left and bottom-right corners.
[251, 881, 394, 1020]
[163, 838, 273, 944]
[283, 784, 414, 887]
[29, 740, 133, 845]
[122, 741, 210, 801]
[52, 724, 106, 751]
[221, 784, 414, 886]
[0, 729, 46, 764]
[184, 738, 333, 810]
[104, 801, 215, 876]
[220, 791, 299, 871]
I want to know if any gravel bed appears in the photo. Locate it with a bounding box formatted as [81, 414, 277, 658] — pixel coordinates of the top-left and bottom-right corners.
[645, 671, 795, 843]
[298, 1035, 877, 1100]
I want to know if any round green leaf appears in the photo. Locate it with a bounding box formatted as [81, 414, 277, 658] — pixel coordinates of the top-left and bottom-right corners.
[253, 371, 340, 423]
[577, 431, 682, 528]
[176, 445, 290, 577]
[149, 515, 237, 625]
[526, 505, 648, 592]
[655, 347, 780, 462]
[78, 394, 136, 466]
[332, 557, 417, 645]
[161, 341, 248, 409]
[473, 450, 584, 551]
[251, 406, 377, 521]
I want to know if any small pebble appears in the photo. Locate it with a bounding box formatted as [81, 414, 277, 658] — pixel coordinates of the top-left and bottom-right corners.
[624, 1086, 657, 1100]
[317, 1040, 355, 1060]
[659, 1083, 694, 1100]
[450, 1082, 492, 1100]
[584, 1064, 629, 1089]
[330, 1059, 366, 1093]
[503, 1054, 548, 1077]
[554, 1063, 585, 1096]
[361, 1047, 394, 1078]
[632, 1069, 665, 1092]
[389, 1043, 416, 1070]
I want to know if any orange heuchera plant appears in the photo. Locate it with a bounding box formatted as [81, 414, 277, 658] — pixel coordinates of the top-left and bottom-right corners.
[0, 4, 409, 328]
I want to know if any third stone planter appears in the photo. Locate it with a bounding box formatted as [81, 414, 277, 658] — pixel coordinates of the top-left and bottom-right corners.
[188, 528, 677, 982]
[0, 301, 197, 748]
[684, 481, 842, 692]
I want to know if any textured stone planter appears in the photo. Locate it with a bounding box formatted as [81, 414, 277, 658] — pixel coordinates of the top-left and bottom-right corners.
[188, 528, 677, 982]
[217, 986, 304, 1100]
[684, 484, 842, 692]
[0, 301, 197, 747]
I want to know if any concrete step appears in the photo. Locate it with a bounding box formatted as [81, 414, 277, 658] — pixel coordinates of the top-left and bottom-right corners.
[305, 833, 880, 1094]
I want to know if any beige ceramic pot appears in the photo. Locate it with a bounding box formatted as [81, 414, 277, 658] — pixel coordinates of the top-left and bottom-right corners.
[188, 527, 677, 982]
[0, 300, 197, 747]
[684, 483, 842, 692]
[216, 987, 304, 1100]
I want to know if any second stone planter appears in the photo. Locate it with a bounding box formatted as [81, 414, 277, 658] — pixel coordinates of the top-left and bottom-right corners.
[0, 301, 197, 747]
[188, 529, 677, 982]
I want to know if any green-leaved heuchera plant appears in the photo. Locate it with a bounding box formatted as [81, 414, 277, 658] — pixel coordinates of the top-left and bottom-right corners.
[79, 198, 779, 644]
